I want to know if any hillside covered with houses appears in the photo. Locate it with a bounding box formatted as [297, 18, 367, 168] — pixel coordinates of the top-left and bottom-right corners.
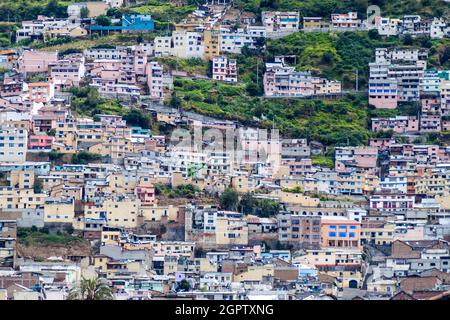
[0, 0, 449, 302]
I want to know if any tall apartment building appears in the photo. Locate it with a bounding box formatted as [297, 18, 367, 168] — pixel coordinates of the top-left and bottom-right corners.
[211, 56, 237, 83]
[277, 212, 321, 249]
[369, 48, 428, 109]
[28, 82, 55, 103]
[50, 54, 86, 88]
[203, 28, 221, 61]
[441, 80, 450, 115]
[0, 127, 28, 163]
[146, 61, 164, 100]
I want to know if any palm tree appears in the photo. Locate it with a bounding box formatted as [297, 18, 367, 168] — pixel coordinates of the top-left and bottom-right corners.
[67, 277, 114, 300]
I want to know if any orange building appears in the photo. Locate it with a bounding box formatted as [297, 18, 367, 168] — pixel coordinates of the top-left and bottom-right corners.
[28, 82, 54, 103]
[320, 217, 361, 249]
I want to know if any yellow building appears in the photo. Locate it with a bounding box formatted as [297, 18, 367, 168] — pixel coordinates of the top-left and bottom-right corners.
[322, 269, 363, 289]
[233, 265, 274, 282]
[337, 173, 379, 195]
[303, 17, 323, 30]
[231, 175, 259, 193]
[295, 248, 363, 267]
[101, 229, 121, 245]
[415, 171, 449, 197]
[361, 222, 395, 245]
[0, 187, 46, 210]
[54, 121, 77, 153]
[43, 198, 75, 224]
[9, 171, 35, 189]
[215, 216, 248, 246]
[140, 204, 179, 222]
[103, 197, 140, 229]
[279, 191, 320, 206]
[279, 177, 323, 194]
[203, 28, 220, 60]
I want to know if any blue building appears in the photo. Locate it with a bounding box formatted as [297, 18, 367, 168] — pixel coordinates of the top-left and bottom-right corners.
[90, 14, 155, 33]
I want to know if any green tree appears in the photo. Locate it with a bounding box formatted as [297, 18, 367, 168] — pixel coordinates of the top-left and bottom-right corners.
[440, 46, 450, 66]
[95, 15, 112, 26]
[72, 152, 101, 165]
[80, 7, 89, 19]
[123, 109, 152, 129]
[238, 192, 256, 214]
[106, 7, 122, 19]
[177, 279, 191, 292]
[220, 188, 239, 211]
[33, 178, 43, 194]
[402, 34, 413, 46]
[246, 82, 261, 96]
[43, 0, 67, 18]
[169, 91, 182, 109]
[67, 277, 114, 300]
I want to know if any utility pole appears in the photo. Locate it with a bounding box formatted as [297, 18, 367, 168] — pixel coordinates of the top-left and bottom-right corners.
[355, 69, 359, 92]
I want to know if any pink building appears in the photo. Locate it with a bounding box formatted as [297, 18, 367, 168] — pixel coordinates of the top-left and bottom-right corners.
[90, 78, 140, 98]
[441, 80, 450, 115]
[331, 12, 361, 29]
[50, 54, 85, 89]
[118, 46, 147, 84]
[90, 59, 121, 79]
[442, 118, 450, 132]
[420, 114, 441, 132]
[438, 147, 450, 162]
[369, 138, 395, 151]
[211, 56, 237, 83]
[335, 146, 378, 173]
[264, 62, 314, 97]
[130, 45, 147, 76]
[421, 97, 441, 114]
[97, 114, 126, 127]
[368, 67, 399, 109]
[18, 50, 58, 73]
[281, 158, 313, 176]
[28, 133, 54, 150]
[389, 143, 439, 166]
[135, 184, 155, 205]
[371, 116, 419, 133]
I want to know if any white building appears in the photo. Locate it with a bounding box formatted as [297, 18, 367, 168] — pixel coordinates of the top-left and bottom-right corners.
[146, 61, 164, 100]
[262, 11, 300, 34]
